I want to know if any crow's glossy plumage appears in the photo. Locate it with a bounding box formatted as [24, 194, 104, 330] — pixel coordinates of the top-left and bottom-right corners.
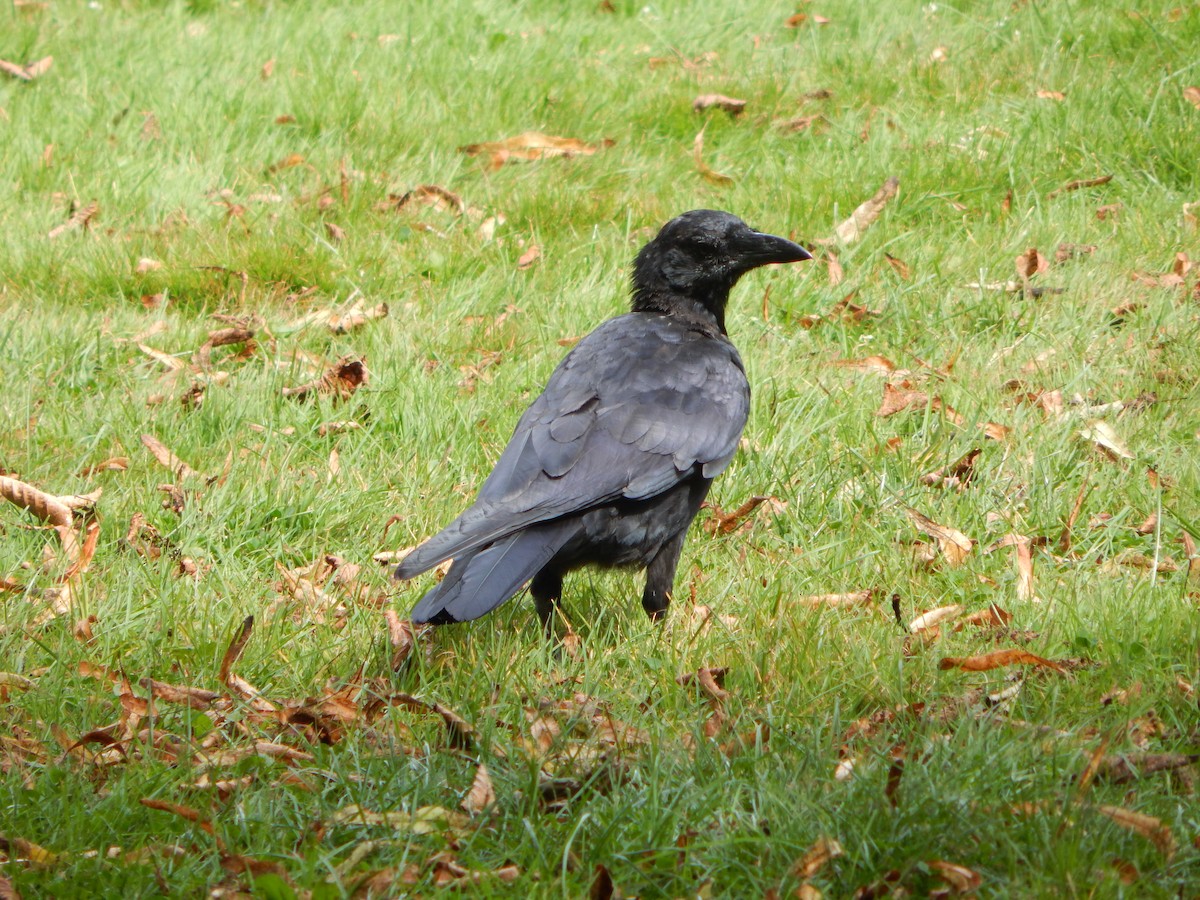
[395, 210, 811, 631]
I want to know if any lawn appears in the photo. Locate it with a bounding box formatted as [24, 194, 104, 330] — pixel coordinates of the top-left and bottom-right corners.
[2, 0, 1199, 896]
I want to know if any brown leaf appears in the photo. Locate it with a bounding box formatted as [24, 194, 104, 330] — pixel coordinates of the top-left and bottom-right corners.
[938, 648, 1069, 675]
[324, 222, 345, 242]
[386, 184, 467, 215]
[1036, 89, 1066, 101]
[461, 763, 495, 815]
[884, 253, 910, 279]
[139, 798, 223, 848]
[267, 152, 305, 173]
[1015, 247, 1050, 281]
[0, 55, 52, 81]
[589, 863, 615, 900]
[1055, 242, 1096, 263]
[282, 355, 368, 402]
[825, 252, 844, 286]
[693, 94, 747, 115]
[1047, 174, 1112, 198]
[47, 200, 98, 239]
[384, 610, 419, 670]
[919, 448, 981, 490]
[834, 177, 900, 243]
[1182, 86, 1200, 110]
[693, 126, 734, 185]
[140, 434, 202, 480]
[218, 615, 254, 685]
[1096, 202, 1123, 220]
[1013, 535, 1036, 601]
[140, 677, 219, 709]
[906, 508, 973, 566]
[459, 131, 608, 168]
[1095, 805, 1177, 858]
[517, 244, 542, 269]
[959, 604, 1012, 629]
[76, 456, 129, 476]
[703, 495, 771, 534]
[929, 860, 982, 892]
[832, 355, 895, 375]
[791, 836, 844, 878]
[1094, 751, 1198, 784]
[876, 381, 927, 417]
[776, 114, 824, 133]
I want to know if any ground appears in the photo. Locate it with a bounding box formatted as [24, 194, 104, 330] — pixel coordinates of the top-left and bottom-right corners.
[1, 1, 1199, 897]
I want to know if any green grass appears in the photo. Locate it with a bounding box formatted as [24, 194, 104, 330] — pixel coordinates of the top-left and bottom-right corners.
[2, 0, 1200, 896]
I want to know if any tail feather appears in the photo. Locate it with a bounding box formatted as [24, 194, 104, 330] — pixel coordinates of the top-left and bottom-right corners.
[409, 522, 575, 624]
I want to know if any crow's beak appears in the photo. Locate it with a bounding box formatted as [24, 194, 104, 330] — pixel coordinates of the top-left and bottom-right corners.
[742, 230, 813, 267]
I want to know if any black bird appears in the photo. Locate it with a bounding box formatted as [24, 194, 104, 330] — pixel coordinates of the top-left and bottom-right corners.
[395, 210, 811, 632]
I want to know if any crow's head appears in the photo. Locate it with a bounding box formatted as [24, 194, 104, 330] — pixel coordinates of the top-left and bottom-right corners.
[631, 210, 811, 330]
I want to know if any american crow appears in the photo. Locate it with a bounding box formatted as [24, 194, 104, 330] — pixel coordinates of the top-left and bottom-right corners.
[395, 210, 811, 632]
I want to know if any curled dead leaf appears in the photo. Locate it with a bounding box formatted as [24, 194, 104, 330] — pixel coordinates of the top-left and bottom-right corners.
[282, 355, 368, 402]
[939, 648, 1069, 675]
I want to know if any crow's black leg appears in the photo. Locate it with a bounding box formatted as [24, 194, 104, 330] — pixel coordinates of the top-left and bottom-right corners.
[530, 568, 564, 638]
[642, 528, 688, 621]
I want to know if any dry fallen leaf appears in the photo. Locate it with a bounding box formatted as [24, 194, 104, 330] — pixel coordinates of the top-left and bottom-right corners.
[385, 184, 467, 215]
[1080, 420, 1133, 460]
[47, 200, 98, 240]
[461, 763, 495, 815]
[797, 590, 874, 610]
[909, 604, 963, 633]
[929, 860, 982, 893]
[693, 94, 746, 115]
[459, 132, 609, 168]
[1047, 174, 1112, 198]
[517, 244, 542, 269]
[0, 55, 52, 81]
[833, 177, 900, 243]
[1015, 247, 1050, 281]
[282, 355, 368, 402]
[906, 508, 974, 566]
[939, 648, 1069, 675]
[1182, 86, 1200, 110]
[692, 126, 734, 185]
[1095, 805, 1177, 858]
[791, 836, 844, 879]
